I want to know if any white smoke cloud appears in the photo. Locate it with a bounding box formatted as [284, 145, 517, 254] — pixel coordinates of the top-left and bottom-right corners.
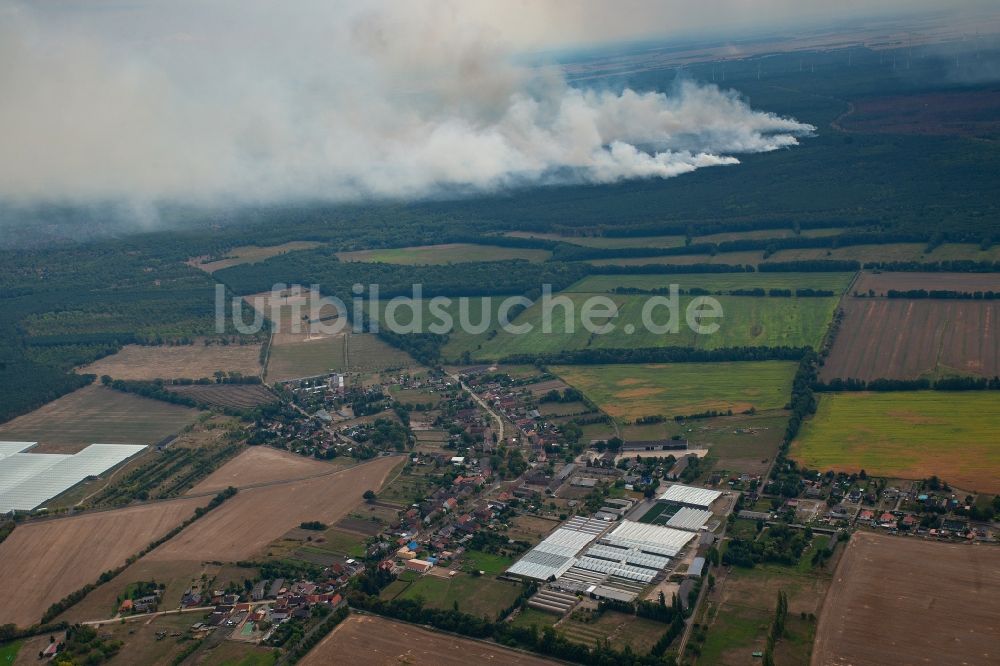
[0, 1, 818, 206]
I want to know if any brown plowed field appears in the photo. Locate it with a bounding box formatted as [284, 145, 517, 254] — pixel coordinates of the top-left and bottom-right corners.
[812, 532, 1000, 666]
[186, 446, 340, 495]
[147, 455, 400, 562]
[0, 497, 204, 627]
[300, 614, 560, 666]
[78, 343, 262, 380]
[821, 298, 1000, 380]
[166, 383, 276, 409]
[852, 271, 1000, 297]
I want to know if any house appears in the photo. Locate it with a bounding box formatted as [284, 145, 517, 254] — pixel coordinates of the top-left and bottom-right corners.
[405, 558, 434, 574]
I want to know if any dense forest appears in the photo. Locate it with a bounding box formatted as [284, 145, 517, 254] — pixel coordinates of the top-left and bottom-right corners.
[3, 41, 1000, 423]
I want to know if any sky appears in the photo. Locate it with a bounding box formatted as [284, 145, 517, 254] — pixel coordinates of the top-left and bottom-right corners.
[0, 0, 994, 208]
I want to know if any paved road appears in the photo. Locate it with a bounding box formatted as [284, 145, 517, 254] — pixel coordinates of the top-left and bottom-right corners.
[449, 373, 505, 442]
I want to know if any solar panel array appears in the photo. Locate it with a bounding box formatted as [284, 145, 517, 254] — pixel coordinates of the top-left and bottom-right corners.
[0, 443, 146, 512]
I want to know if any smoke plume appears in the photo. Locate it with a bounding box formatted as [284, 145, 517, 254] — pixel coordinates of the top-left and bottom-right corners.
[0, 1, 819, 207]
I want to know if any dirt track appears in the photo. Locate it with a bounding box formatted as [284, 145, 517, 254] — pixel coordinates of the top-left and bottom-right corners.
[812, 531, 1000, 666]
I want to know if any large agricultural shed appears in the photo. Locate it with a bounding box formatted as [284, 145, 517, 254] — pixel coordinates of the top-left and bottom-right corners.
[509, 515, 698, 604]
[664, 507, 713, 531]
[506, 516, 609, 580]
[0, 442, 146, 512]
[657, 483, 723, 508]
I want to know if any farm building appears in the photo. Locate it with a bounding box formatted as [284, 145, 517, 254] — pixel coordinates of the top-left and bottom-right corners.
[0, 442, 146, 513]
[506, 516, 609, 581]
[405, 559, 434, 574]
[620, 439, 689, 452]
[665, 507, 713, 531]
[657, 483, 723, 509]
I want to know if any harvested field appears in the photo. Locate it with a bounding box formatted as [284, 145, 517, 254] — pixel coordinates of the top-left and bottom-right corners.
[837, 90, 1000, 139]
[187, 446, 339, 494]
[0, 385, 201, 446]
[337, 243, 551, 265]
[567, 272, 855, 294]
[166, 383, 276, 409]
[266, 337, 346, 382]
[792, 392, 1000, 493]
[299, 614, 559, 666]
[821, 298, 1000, 380]
[553, 362, 796, 420]
[851, 270, 1000, 296]
[192, 241, 324, 272]
[0, 497, 204, 627]
[77, 342, 262, 381]
[812, 532, 1000, 666]
[147, 455, 400, 562]
[346, 333, 415, 371]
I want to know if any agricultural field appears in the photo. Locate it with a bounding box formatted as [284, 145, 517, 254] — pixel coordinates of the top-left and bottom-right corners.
[265, 336, 346, 381]
[792, 392, 1000, 493]
[299, 614, 560, 665]
[383, 571, 524, 619]
[566, 272, 855, 294]
[366, 296, 506, 360]
[186, 445, 339, 494]
[552, 362, 796, 420]
[694, 552, 833, 665]
[337, 243, 551, 265]
[813, 532, 1000, 666]
[503, 227, 842, 249]
[558, 609, 669, 654]
[166, 383, 277, 409]
[585, 243, 1000, 268]
[345, 332, 416, 371]
[821, 298, 1000, 380]
[78, 342, 262, 380]
[474, 294, 837, 358]
[0, 385, 202, 447]
[146, 455, 401, 562]
[0, 496, 205, 627]
[851, 270, 1000, 296]
[192, 241, 325, 272]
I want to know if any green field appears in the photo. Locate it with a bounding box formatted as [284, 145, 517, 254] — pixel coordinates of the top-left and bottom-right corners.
[462, 550, 515, 575]
[587, 242, 1000, 269]
[565, 272, 855, 294]
[472, 294, 837, 359]
[792, 392, 1000, 493]
[0, 641, 21, 665]
[365, 297, 507, 360]
[384, 572, 524, 619]
[504, 227, 842, 249]
[265, 337, 346, 381]
[337, 243, 551, 265]
[553, 362, 796, 420]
